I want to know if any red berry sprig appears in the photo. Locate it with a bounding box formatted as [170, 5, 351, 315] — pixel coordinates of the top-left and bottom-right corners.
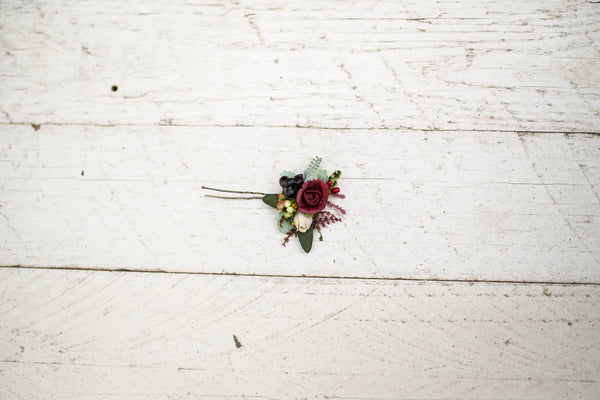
[327, 170, 342, 195]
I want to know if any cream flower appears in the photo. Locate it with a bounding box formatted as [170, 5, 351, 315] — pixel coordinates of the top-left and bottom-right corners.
[293, 213, 313, 233]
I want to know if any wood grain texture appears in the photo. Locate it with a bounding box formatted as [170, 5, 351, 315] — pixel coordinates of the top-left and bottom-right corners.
[2, 1, 600, 398]
[1, 267, 599, 399]
[1, 0, 599, 131]
[1, 125, 599, 282]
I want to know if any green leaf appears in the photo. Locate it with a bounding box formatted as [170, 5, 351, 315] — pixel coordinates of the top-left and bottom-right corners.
[262, 194, 279, 208]
[277, 213, 294, 233]
[280, 170, 296, 178]
[298, 225, 314, 253]
[305, 168, 328, 182]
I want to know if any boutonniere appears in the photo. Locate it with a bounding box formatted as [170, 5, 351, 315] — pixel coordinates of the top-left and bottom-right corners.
[203, 156, 346, 253]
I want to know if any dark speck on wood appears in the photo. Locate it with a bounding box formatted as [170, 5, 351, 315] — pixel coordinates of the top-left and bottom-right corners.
[233, 334, 242, 348]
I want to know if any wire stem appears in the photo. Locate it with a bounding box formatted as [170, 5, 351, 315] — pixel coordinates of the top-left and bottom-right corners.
[201, 186, 268, 196]
[204, 195, 264, 200]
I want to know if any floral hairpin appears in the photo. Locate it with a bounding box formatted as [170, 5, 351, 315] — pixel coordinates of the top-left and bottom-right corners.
[202, 156, 346, 253]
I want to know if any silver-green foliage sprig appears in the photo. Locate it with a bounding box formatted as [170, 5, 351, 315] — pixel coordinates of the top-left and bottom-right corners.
[304, 156, 327, 181]
[304, 156, 322, 175]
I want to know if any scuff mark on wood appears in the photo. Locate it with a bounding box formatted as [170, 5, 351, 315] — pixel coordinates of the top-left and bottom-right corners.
[233, 334, 242, 348]
[244, 13, 264, 45]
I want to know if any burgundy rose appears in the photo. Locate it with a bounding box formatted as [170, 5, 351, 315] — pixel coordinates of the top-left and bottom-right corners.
[296, 179, 329, 214]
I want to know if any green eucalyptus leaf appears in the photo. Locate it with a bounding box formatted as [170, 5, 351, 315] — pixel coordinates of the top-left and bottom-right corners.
[277, 214, 294, 233]
[298, 225, 314, 253]
[305, 168, 328, 182]
[262, 194, 280, 208]
[280, 170, 296, 178]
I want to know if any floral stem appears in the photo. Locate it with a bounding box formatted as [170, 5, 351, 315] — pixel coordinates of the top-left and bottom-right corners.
[202, 186, 269, 196]
[204, 195, 264, 200]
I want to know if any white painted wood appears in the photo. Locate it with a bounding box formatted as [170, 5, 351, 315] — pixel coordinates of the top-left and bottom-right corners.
[0, 0, 599, 131]
[1, 268, 599, 399]
[2, 1, 599, 398]
[1, 125, 599, 282]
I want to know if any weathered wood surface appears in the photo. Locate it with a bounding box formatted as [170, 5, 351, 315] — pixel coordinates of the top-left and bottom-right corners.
[1, 0, 599, 131]
[2, 0, 600, 398]
[1, 268, 599, 399]
[1, 125, 599, 282]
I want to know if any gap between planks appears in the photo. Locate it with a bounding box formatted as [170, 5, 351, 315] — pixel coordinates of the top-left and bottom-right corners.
[1, 121, 600, 135]
[2, 265, 600, 287]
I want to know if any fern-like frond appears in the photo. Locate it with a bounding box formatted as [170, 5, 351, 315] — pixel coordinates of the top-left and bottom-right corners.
[304, 156, 323, 176]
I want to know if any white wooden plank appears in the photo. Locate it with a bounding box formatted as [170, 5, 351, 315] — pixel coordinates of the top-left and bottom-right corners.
[1, 267, 599, 399]
[1, 125, 599, 282]
[0, 0, 599, 131]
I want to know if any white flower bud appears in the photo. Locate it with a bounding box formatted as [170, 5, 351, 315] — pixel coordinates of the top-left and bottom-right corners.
[293, 213, 313, 233]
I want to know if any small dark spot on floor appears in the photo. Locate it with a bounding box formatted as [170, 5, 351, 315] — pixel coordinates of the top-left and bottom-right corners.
[233, 334, 242, 348]
[81, 170, 84, 176]
[543, 288, 552, 296]
[31, 124, 40, 131]
[111, 85, 118, 92]
[568, 321, 573, 326]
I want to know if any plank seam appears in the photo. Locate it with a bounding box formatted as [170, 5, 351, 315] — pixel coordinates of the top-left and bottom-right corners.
[1, 122, 600, 135]
[2, 265, 599, 286]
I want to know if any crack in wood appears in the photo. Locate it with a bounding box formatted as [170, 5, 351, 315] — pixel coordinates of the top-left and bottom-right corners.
[337, 62, 385, 125]
[244, 12, 264, 45]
